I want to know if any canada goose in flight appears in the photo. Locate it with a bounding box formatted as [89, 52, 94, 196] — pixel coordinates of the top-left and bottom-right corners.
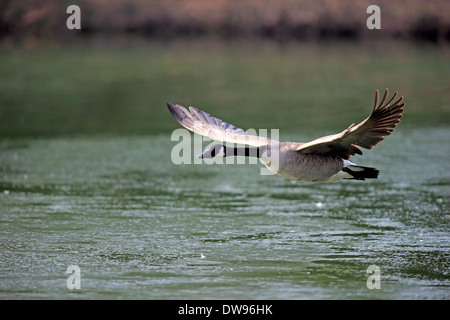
[167, 89, 404, 182]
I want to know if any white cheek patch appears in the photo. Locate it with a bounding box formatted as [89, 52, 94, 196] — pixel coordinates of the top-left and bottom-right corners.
[217, 146, 225, 158]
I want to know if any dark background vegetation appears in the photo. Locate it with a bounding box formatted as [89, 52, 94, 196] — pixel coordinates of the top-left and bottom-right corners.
[1, 0, 449, 42]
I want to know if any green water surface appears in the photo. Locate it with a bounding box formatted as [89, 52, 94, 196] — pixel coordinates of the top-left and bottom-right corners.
[0, 39, 449, 299]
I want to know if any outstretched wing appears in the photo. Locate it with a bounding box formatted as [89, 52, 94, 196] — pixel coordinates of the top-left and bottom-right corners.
[167, 103, 272, 147]
[296, 89, 404, 159]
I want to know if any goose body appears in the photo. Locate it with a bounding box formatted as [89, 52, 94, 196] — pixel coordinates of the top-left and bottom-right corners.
[167, 89, 404, 183]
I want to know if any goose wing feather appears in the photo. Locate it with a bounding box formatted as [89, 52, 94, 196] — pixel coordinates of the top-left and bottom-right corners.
[296, 89, 404, 159]
[167, 103, 271, 147]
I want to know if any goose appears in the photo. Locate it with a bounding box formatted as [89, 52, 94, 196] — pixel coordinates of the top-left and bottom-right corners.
[167, 89, 404, 182]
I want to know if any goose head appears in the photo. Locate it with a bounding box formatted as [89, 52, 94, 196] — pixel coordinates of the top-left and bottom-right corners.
[197, 144, 225, 159]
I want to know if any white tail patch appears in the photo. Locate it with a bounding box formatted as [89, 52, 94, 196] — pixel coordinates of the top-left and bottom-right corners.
[348, 165, 365, 171]
[343, 159, 365, 171]
[343, 159, 357, 167]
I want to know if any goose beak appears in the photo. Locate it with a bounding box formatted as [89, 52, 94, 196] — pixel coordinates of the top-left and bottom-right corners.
[197, 153, 204, 159]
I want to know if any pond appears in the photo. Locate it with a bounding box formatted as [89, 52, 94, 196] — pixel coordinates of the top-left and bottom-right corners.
[0, 39, 449, 299]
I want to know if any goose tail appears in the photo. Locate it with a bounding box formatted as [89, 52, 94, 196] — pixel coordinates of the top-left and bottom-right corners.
[342, 165, 379, 180]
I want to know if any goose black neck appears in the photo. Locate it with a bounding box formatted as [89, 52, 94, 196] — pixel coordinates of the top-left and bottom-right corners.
[223, 146, 261, 158]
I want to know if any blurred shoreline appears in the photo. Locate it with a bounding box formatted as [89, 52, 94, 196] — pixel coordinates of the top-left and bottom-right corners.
[1, 0, 449, 44]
